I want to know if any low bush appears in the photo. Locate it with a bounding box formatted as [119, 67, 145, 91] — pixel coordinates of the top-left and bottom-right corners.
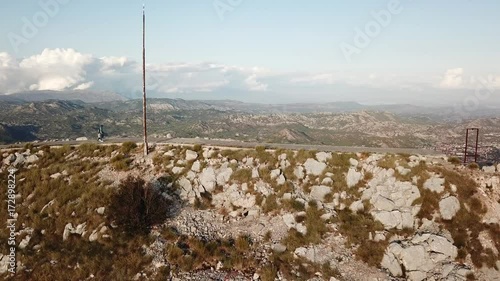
[335, 210, 386, 266]
[108, 177, 171, 234]
[230, 168, 252, 183]
[78, 143, 100, 157]
[468, 162, 479, 170]
[448, 157, 461, 165]
[120, 141, 137, 154]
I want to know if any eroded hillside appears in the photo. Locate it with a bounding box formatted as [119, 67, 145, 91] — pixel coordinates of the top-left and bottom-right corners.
[0, 143, 499, 280]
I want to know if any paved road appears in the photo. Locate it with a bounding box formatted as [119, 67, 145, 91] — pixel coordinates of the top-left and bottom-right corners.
[0, 137, 442, 155]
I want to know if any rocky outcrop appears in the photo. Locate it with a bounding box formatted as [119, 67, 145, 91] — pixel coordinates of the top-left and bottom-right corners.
[362, 173, 420, 229]
[381, 232, 465, 281]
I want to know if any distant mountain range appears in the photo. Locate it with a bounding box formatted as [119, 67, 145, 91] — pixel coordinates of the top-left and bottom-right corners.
[1, 91, 500, 147]
[2, 90, 499, 119]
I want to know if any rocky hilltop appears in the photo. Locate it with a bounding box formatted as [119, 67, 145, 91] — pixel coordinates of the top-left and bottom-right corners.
[0, 143, 499, 280]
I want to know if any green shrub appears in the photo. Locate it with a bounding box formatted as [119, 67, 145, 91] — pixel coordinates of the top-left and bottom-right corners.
[108, 177, 171, 234]
[78, 143, 100, 157]
[230, 168, 252, 183]
[121, 141, 137, 154]
[448, 157, 461, 165]
[111, 154, 133, 171]
[468, 162, 479, 170]
[335, 210, 386, 265]
[262, 194, 279, 213]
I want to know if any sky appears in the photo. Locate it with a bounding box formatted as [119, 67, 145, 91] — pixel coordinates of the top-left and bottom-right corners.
[1, 0, 500, 106]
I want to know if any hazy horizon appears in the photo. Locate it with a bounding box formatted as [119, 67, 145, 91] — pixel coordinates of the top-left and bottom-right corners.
[1, 0, 499, 107]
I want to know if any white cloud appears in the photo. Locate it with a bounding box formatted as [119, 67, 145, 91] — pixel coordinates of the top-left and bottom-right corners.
[0, 49, 271, 95]
[245, 74, 268, 91]
[439, 68, 464, 89]
[74, 81, 94, 90]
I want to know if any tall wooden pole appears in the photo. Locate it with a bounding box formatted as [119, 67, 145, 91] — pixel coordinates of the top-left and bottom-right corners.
[142, 4, 148, 156]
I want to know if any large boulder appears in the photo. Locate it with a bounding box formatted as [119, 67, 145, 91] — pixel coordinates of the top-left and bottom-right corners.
[185, 150, 198, 161]
[304, 159, 326, 176]
[346, 168, 362, 187]
[199, 167, 217, 192]
[178, 177, 194, 199]
[439, 196, 460, 220]
[315, 152, 331, 163]
[216, 167, 233, 186]
[482, 165, 496, 174]
[25, 154, 39, 164]
[310, 185, 331, 202]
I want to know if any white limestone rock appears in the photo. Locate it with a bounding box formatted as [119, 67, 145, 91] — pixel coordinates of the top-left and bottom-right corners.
[216, 167, 233, 186]
[382, 233, 459, 280]
[321, 177, 333, 185]
[185, 150, 198, 161]
[272, 243, 287, 253]
[349, 200, 364, 213]
[294, 166, 305, 179]
[482, 165, 496, 174]
[304, 159, 326, 176]
[346, 168, 362, 187]
[25, 154, 39, 164]
[199, 167, 217, 192]
[96, 207, 105, 215]
[172, 166, 184, 174]
[423, 174, 445, 193]
[315, 152, 332, 163]
[191, 160, 201, 172]
[49, 172, 61, 179]
[270, 169, 281, 179]
[310, 185, 331, 202]
[439, 196, 460, 220]
[251, 168, 260, 179]
[364, 180, 420, 230]
[12, 153, 25, 167]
